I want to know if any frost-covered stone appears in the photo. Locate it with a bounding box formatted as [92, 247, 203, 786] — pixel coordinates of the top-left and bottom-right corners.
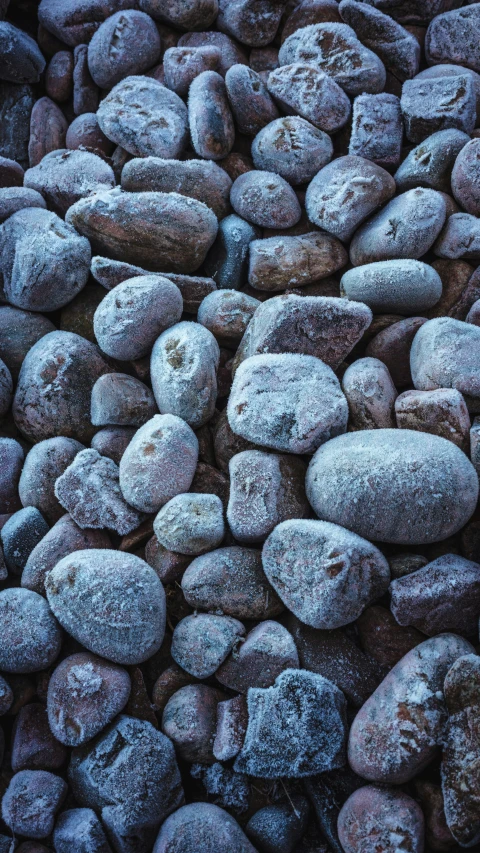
[348, 93, 402, 170]
[87, 10, 161, 89]
[251, 116, 333, 185]
[153, 803, 256, 853]
[54, 808, 113, 853]
[338, 786, 425, 853]
[247, 236, 347, 293]
[0, 207, 91, 312]
[162, 685, 225, 763]
[19, 437, 84, 524]
[401, 74, 476, 143]
[390, 554, 480, 636]
[97, 76, 188, 158]
[395, 129, 470, 192]
[433, 212, 480, 260]
[122, 157, 232, 221]
[150, 322, 220, 428]
[69, 716, 183, 853]
[0, 437, 23, 514]
[451, 138, 480, 216]
[91, 373, 156, 427]
[216, 621, 299, 693]
[213, 695, 248, 761]
[234, 668, 347, 778]
[441, 654, 480, 847]
[45, 550, 166, 665]
[197, 290, 259, 343]
[1, 507, 49, 575]
[22, 514, 111, 596]
[225, 64, 279, 136]
[189, 71, 235, 161]
[119, 414, 198, 514]
[47, 652, 131, 747]
[182, 546, 283, 619]
[306, 429, 478, 544]
[425, 5, 480, 71]
[230, 170, 301, 229]
[411, 317, 480, 411]
[228, 353, 348, 454]
[55, 449, 143, 536]
[395, 388, 470, 449]
[163, 46, 221, 98]
[348, 634, 474, 783]
[279, 23, 386, 95]
[172, 614, 245, 678]
[13, 331, 109, 444]
[227, 450, 308, 544]
[2, 770, 67, 839]
[342, 358, 397, 430]
[11, 702, 66, 771]
[24, 149, 114, 215]
[0, 588, 61, 673]
[305, 155, 396, 242]
[349, 189, 447, 266]
[338, 0, 420, 81]
[203, 213, 259, 291]
[267, 62, 351, 134]
[341, 260, 442, 315]
[154, 493, 224, 555]
[66, 189, 218, 274]
[262, 519, 390, 630]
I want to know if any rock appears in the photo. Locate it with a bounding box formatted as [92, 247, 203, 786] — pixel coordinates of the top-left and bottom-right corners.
[45, 549, 166, 665]
[189, 71, 235, 161]
[365, 316, 428, 388]
[198, 290, 259, 344]
[1, 507, 49, 575]
[2, 770, 67, 839]
[0, 207, 91, 312]
[247, 236, 347, 293]
[162, 684, 225, 763]
[0, 82, 34, 169]
[69, 716, 183, 852]
[262, 519, 390, 629]
[91, 373, 157, 427]
[246, 798, 310, 853]
[305, 155, 395, 242]
[213, 695, 248, 761]
[154, 493, 224, 555]
[72, 43, 99, 115]
[338, 0, 420, 81]
[338, 786, 425, 853]
[390, 554, 480, 636]
[227, 353, 348, 454]
[24, 149, 114, 216]
[395, 128, 470, 192]
[279, 23, 386, 95]
[433, 212, 480, 260]
[410, 317, 480, 411]
[395, 388, 470, 449]
[0, 186, 46, 223]
[356, 605, 425, 670]
[415, 781, 455, 853]
[348, 93, 403, 170]
[349, 188, 447, 266]
[452, 138, 480, 216]
[21, 514, 111, 596]
[13, 331, 109, 444]
[55, 449, 144, 536]
[66, 188, 218, 274]
[234, 668, 347, 778]
[225, 64, 279, 136]
[91, 427, 137, 465]
[400, 74, 476, 143]
[230, 170, 301, 229]
[0, 588, 61, 673]
[425, 5, 480, 71]
[172, 614, 245, 678]
[87, 10, 161, 89]
[182, 546, 283, 619]
[122, 157, 232, 220]
[227, 450, 308, 544]
[19, 438, 84, 524]
[11, 702, 67, 772]
[306, 429, 478, 544]
[216, 620, 299, 693]
[203, 213, 259, 291]
[140, 0, 219, 32]
[0, 305, 55, 381]
[348, 633, 474, 783]
[341, 260, 442, 315]
[54, 808, 113, 853]
[153, 803, 257, 853]
[342, 358, 397, 430]
[119, 414, 198, 514]
[251, 116, 333, 185]
[150, 321, 220, 428]
[163, 46, 221, 98]
[47, 652, 131, 746]
[441, 654, 480, 847]
[267, 62, 351, 134]
[0, 437, 23, 513]
[28, 96, 68, 168]
[177, 31, 248, 76]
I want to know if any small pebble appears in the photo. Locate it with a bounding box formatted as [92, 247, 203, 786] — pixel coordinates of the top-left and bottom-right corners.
[154, 493, 225, 555]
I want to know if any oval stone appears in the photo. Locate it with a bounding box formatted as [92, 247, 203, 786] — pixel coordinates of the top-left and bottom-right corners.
[306, 429, 478, 544]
